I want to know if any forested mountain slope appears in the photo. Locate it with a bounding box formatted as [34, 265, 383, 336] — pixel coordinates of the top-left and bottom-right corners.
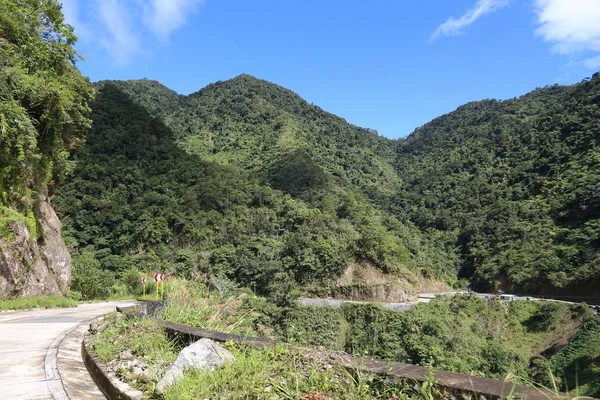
[104, 75, 399, 203]
[58, 72, 600, 298]
[55, 83, 457, 303]
[393, 73, 600, 295]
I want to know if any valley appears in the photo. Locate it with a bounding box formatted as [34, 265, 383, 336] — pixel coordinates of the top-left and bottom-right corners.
[2, 1, 600, 396]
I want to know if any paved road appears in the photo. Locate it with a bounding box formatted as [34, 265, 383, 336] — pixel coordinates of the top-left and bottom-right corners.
[299, 298, 415, 311]
[0, 301, 135, 400]
[301, 291, 600, 315]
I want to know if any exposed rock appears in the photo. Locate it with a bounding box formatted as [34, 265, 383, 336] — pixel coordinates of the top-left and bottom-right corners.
[156, 338, 234, 394]
[106, 355, 153, 383]
[90, 318, 110, 334]
[0, 196, 71, 298]
[120, 350, 133, 360]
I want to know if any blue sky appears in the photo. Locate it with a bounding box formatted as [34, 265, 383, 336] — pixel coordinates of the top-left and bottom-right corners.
[61, 0, 600, 139]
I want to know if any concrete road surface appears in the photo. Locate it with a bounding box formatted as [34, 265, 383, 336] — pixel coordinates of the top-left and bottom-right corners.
[299, 298, 414, 311]
[0, 301, 135, 400]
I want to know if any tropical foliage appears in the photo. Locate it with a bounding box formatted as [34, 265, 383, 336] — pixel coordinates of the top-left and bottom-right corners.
[71, 73, 600, 297]
[0, 0, 93, 217]
[55, 83, 457, 301]
[393, 74, 600, 294]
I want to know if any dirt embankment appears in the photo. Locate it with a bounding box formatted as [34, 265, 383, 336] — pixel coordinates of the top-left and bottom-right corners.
[326, 261, 452, 303]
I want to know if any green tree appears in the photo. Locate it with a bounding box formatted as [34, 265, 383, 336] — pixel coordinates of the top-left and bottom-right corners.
[71, 249, 114, 299]
[0, 0, 93, 211]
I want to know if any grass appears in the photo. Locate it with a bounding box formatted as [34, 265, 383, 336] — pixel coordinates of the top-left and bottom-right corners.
[158, 279, 258, 336]
[87, 314, 178, 395]
[159, 280, 600, 396]
[500, 301, 581, 362]
[88, 305, 589, 400]
[89, 312, 452, 399]
[163, 343, 430, 400]
[0, 295, 77, 311]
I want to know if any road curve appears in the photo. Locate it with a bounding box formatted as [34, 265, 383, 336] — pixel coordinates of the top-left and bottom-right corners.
[0, 301, 135, 400]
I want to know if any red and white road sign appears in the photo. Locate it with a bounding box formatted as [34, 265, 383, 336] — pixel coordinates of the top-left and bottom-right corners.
[142, 277, 147, 284]
[153, 273, 165, 282]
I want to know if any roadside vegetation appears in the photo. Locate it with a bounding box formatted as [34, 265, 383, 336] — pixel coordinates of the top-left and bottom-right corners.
[157, 279, 600, 397]
[88, 285, 597, 399]
[164, 344, 442, 400]
[88, 312, 457, 399]
[87, 314, 178, 396]
[0, 295, 77, 311]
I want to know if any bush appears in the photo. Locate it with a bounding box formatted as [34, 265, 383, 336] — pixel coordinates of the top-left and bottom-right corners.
[279, 305, 348, 350]
[67, 290, 82, 301]
[71, 249, 115, 299]
[120, 267, 143, 296]
[208, 274, 237, 299]
[527, 302, 565, 332]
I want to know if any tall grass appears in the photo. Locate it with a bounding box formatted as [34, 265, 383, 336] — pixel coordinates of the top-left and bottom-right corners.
[88, 314, 178, 395]
[158, 279, 257, 335]
[163, 343, 428, 400]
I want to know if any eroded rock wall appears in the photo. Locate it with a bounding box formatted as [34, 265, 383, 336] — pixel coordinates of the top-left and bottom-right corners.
[0, 197, 70, 298]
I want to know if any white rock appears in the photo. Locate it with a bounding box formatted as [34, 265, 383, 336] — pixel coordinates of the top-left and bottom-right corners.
[156, 338, 234, 394]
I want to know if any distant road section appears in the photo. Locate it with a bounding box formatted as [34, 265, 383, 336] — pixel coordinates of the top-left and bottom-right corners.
[299, 298, 414, 311]
[300, 290, 600, 313]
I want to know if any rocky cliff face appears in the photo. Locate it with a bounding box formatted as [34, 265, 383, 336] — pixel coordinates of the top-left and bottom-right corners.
[0, 197, 71, 298]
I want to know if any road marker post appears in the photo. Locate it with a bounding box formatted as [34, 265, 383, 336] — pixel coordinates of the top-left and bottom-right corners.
[154, 273, 165, 300]
[142, 277, 147, 298]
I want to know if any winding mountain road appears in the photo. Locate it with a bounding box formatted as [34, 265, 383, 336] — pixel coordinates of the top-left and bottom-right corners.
[0, 301, 134, 400]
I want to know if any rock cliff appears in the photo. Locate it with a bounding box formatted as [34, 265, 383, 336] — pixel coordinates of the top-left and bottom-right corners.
[0, 197, 71, 298]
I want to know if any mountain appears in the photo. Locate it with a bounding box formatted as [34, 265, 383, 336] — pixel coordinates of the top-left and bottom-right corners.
[56, 72, 600, 300]
[55, 82, 456, 303]
[104, 75, 400, 203]
[393, 73, 600, 296]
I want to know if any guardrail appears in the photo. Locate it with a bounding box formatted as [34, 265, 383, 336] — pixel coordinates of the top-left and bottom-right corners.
[118, 303, 578, 400]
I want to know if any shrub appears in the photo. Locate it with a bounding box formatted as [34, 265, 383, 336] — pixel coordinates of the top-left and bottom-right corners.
[120, 267, 143, 295]
[527, 302, 565, 332]
[71, 249, 115, 299]
[67, 290, 82, 301]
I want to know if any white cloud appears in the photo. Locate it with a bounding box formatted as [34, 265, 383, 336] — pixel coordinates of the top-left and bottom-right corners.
[144, 0, 205, 40]
[96, 0, 140, 65]
[59, 0, 205, 65]
[430, 0, 511, 42]
[60, 0, 90, 39]
[534, 0, 600, 69]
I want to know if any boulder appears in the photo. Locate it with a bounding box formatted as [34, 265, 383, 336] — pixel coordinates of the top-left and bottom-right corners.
[156, 338, 234, 393]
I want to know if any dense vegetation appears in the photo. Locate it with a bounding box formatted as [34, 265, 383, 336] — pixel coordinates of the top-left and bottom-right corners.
[89, 312, 449, 399]
[265, 297, 595, 392]
[58, 72, 600, 298]
[3, 0, 600, 302]
[106, 75, 399, 201]
[159, 280, 599, 397]
[2, 2, 599, 396]
[0, 0, 92, 234]
[393, 74, 600, 295]
[55, 83, 456, 301]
